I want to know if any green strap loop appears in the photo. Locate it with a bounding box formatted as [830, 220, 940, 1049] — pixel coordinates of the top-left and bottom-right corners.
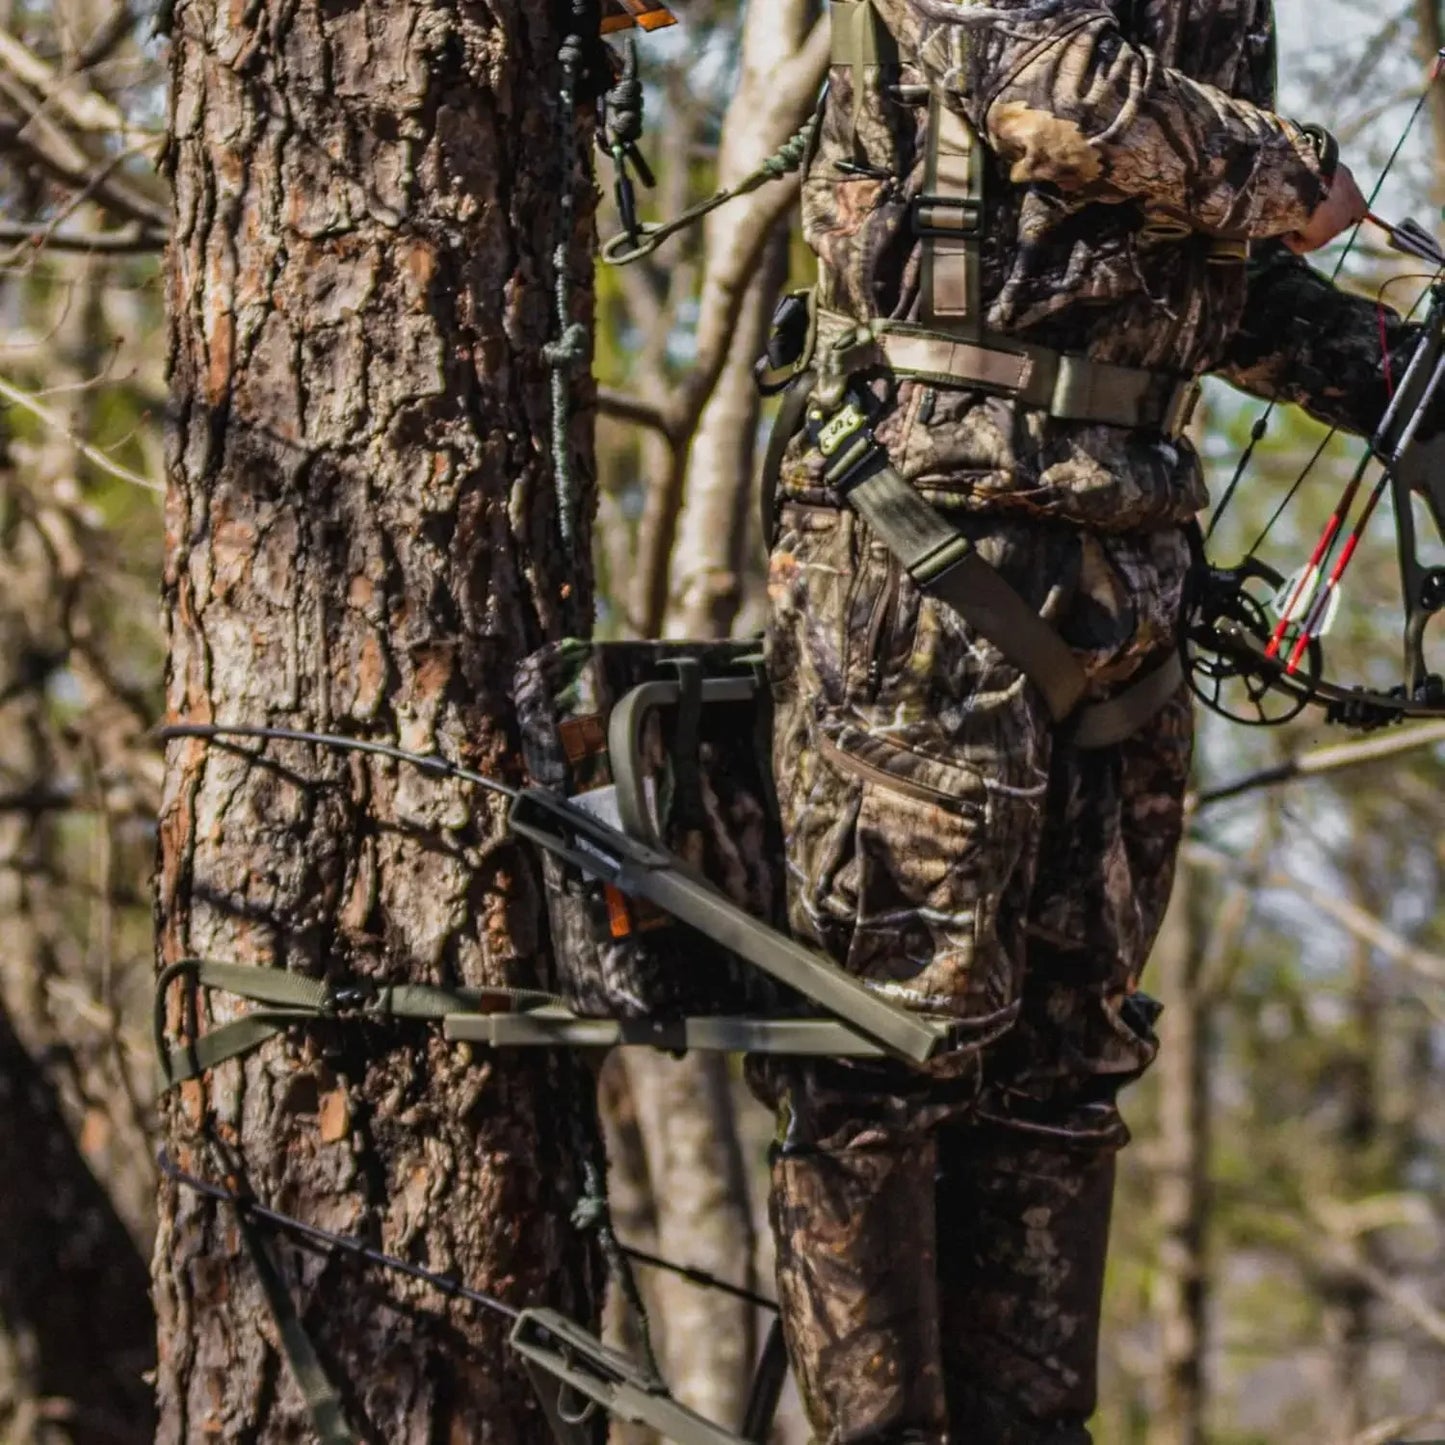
[155, 957, 559, 1089]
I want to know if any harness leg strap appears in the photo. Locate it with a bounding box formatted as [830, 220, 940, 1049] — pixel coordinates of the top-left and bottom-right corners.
[808, 394, 1182, 746]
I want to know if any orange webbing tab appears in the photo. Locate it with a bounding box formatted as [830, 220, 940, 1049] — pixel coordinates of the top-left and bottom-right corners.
[601, 0, 679, 33]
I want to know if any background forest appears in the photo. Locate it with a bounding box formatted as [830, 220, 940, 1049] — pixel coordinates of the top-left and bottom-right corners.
[1, 0, 1445, 1441]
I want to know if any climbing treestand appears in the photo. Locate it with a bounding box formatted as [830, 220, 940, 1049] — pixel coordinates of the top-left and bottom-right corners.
[153, 9, 933, 1443]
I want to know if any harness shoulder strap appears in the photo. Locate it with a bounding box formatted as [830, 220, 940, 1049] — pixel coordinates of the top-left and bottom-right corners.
[919, 96, 985, 333]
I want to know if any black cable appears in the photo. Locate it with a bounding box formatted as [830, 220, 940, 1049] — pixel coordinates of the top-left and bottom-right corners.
[163, 1150, 778, 1320]
[619, 1244, 778, 1312]
[1207, 76, 1438, 543]
[159, 1150, 522, 1322]
[156, 722, 517, 802]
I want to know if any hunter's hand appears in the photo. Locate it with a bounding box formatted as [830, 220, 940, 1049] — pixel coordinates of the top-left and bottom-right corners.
[1284, 163, 1368, 254]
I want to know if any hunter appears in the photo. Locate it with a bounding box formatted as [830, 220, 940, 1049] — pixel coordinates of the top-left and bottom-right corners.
[750, 0, 1389, 1440]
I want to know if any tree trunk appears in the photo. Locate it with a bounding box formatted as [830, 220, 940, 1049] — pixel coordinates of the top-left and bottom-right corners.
[156, 4, 599, 1440]
[619, 1050, 758, 1426]
[1150, 864, 1210, 1445]
[663, 0, 816, 641]
[0, 1003, 154, 1445]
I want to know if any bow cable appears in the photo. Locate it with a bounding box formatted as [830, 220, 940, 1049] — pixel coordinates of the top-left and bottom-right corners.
[1205, 55, 1444, 548]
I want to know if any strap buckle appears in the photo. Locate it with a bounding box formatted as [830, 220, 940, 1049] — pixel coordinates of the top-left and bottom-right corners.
[805, 389, 884, 494]
[911, 195, 982, 239]
[326, 980, 378, 1014]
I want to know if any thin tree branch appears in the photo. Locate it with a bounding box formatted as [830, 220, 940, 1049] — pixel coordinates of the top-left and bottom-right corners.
[596, 385, 672, 438]
[1183, 839, 1445, 988]
[631, 16, 829, 636]
[0, 76, 168, 231]
[0, 372, 162, 493]
[1349, 1412, 1445, 1445]
[0, 21, 158, 149]
[1190, 720, 1445, 810]
[0, 219, 166, 254]
[1320, 1233, 1445, 1351]
[74, 1, 138, 74]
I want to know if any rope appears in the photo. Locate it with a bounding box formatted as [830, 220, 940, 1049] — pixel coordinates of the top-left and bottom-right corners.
[545, 18, 592, 556]
[604, 39, 645, 152]
[600, 106, 822, 266]
[562, 1049, 664, 1382]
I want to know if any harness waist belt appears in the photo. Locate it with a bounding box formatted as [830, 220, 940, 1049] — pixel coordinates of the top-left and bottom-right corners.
[877, 330, 1200, 437]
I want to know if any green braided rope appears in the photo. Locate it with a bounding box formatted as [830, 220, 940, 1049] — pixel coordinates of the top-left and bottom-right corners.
[601, 107, 821, 266]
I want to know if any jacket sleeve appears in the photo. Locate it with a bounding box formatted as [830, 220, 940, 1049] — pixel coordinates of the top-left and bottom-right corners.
[878, 0, 1329, 239]
[1211, 242, 1418, 438]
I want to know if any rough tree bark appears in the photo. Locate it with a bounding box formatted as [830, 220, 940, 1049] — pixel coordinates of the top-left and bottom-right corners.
[155, 4, 599, 1439]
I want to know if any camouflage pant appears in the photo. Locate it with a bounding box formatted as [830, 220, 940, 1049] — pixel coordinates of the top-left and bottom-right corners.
[750, 503, 1195, 1444]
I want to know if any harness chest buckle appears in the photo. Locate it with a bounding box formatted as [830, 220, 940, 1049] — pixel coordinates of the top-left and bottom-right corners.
[912, 195, 982, 238]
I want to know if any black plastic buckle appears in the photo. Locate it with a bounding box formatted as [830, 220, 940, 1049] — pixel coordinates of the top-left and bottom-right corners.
[911, 195, 982, 239]
[327, 981, 378, 1014]
[754, 291, 813, 396]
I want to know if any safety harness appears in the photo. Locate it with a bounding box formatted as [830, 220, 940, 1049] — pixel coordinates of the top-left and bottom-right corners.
[766, 360, 1186, 745]
[749, 0, 1203, 744]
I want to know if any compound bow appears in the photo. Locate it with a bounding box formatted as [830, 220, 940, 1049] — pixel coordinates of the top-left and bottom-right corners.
[1184, 56, 1445, 731]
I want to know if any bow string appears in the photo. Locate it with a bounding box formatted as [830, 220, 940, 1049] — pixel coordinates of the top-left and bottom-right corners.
[1186, 49, 1445, 730]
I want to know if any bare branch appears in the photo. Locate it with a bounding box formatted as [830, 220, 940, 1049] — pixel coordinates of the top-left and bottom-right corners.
[1349, 1412, 1445, 1445]
[74, 2, 139, 73]
[1190, 720, 1445, 810]
[596, 385, 672, 438]
[1320, 1233, 1445, 1350]
[0, 22, 158, 150]
[0, 220, 165, 254]
[631, 16, 830, 635]
[0, 371, 162, 493]
[0, 72, 168, 231]
[1183, 839, 1445, 987]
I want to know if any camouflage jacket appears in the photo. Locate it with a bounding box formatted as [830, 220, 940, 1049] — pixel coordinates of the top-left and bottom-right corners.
[789, 0, 1417, 530]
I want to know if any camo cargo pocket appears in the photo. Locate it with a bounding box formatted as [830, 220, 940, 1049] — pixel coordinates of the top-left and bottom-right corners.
[767, 505, 1050, 1037]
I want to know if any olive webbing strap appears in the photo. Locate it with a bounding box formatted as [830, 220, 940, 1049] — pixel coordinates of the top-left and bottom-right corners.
[841, 462, 1185, 744]
[154, 957, 559, 1089]
[828, 0, 898, 152]
[842, 463, 1089, 721]
[828, 0, 988, 331]
[237, 1208, 357, 1445]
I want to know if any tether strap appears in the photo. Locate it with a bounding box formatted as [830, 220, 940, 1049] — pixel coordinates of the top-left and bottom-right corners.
[842, 461, 1089, 721]
[154, 957, 557, 1088]
[829, 0, 899, 156]
[811, 395, 1182, 743]
[872, 326, 1200, 436]
[238, 1208, 356, 1444]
